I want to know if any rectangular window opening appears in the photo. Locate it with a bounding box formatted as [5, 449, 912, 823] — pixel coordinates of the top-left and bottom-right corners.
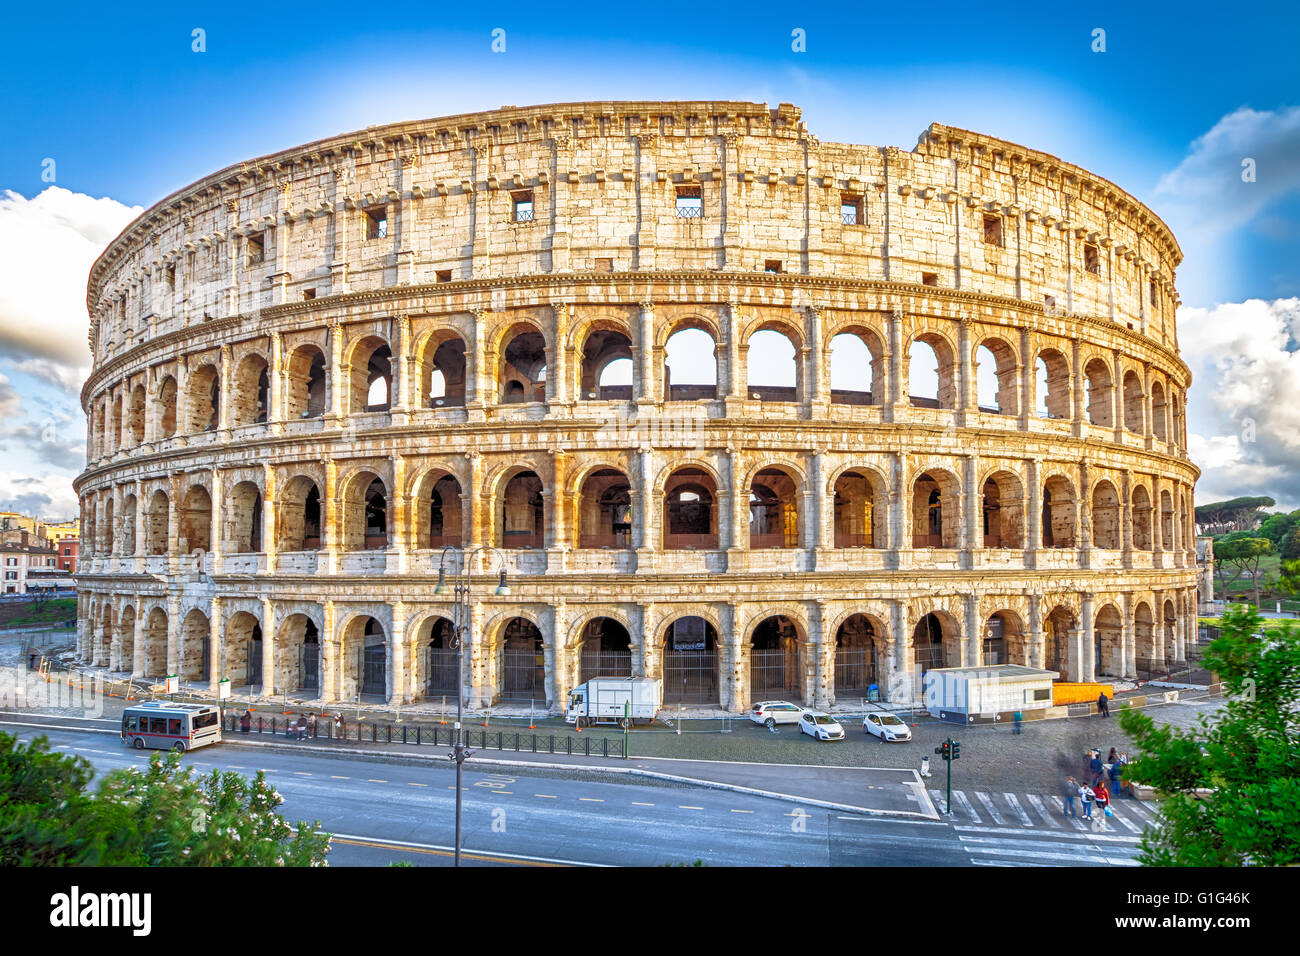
[982, 214, 1003, 246]
[675, 185, 703, 219]
[921, 272, 939, 287]
[764, 260, 783, 274]
[301, 288, 316, 301]
[366, 208, 388, 240]
[1084, 243, 1100, 275]
[593, 257, 613, 273]
[512, 190, 534, 223]
[246, 235, 264, 265]
[436, 269, 453, 283]
[840, 193, 864, 226]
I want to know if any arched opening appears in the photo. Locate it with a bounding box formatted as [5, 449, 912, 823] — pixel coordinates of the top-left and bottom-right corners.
[127, 386, 146, 445]
[981, 472, 1024, 549]
[1097, 604, 1125, 677]
[277, 477, 322, 551]
[339, 615, 386, 699]
[179, 608, 209, 681]
[93, 404, 105, 457]
[749, 615, 804, 703]
[278, 613, 320, 693]
[975, 339, 1019, 415]
[908, 333, 956, 408]
[1043, 606, 1076, 677]
[418, 334, 467, 408]
[232, 354, 270, 426]
[1132, 485, 1153, 550]
[498, 470, 544, 549]
[419, 616, 458, 698]
[1151, 381, 1168, 443]
[1041, 476, 1077, 548]
[833, 469, 884, 548]
[579, 328, 634, 401]
[157, 376, 178, 438]
[340, 472, 388, 550]
[223, 481, 262, 553]
[179, 485, 212, 555]
[746, 328, 798, 402]
[662, 617, 719, 705]
[187, 364, 220, 433]
[829, 329, 883, 406]
[144, 490, 169, 555]
[1122, 371, 1144, 434]
[913, 612, 957, 687]
[663, 327, 717, 401]
[1160, 490, 1174, 550]
[1163, 600, 1177, 664]
[499, 329, 547, 404]
[984, 611, 1027, 666]
[102, 498, 115, 556]
[412, 472, 463, 549]
[227, 612, 263, 687]
[500, 617, 545, 702]
[1172, 393, 1185, 451]
[1084, 358, 1113, 427]
[663, 468, 717, 549]
[578, 469, 632, 549]
[912, 471, 959, 548]
[143, 607, 168, 678]
[120, 495, 137, 556]
[577, 617, 632, 682]
[348, 338, 392, 413]
[1091, 481, 1121, 549]
[1036, 349, 1071, 419]
[285, 345, 327, 419]
[109, 396, 122, 452]
[834, 614, 879, 700]
[98, 604, 114, 668]
[116, 606, 135, 673]
[749, 467, 799, 549]
[1133, 603, 1157, 676]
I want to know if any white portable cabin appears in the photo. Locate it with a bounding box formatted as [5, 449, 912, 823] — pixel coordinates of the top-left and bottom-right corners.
[922, 664, 1058, 721]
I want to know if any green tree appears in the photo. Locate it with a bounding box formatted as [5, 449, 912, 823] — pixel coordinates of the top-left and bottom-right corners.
[1282, 526, 1300, 561]
[1278, 559, 1300, 600]
[1257, 509, 1300, 548]
[1213, 536, 1274, 605]
[0, 733, 331, 866]
[1117, 605, 1300, 866]
[1195, 496, 1276, 535]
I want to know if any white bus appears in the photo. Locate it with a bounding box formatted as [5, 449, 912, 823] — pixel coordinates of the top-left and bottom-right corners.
[121, 701, 223, 752]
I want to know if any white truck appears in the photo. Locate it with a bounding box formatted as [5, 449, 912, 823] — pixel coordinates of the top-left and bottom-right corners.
[565, 677, 662, 726]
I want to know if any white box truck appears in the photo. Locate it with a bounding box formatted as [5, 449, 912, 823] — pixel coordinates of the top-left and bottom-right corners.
[565, 677, 661, 725]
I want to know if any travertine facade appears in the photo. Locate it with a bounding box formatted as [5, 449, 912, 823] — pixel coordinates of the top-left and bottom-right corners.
[73, 101, 1199, 712]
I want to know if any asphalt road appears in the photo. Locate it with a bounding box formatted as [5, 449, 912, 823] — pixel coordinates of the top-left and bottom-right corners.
[0, 712, 1154, 867]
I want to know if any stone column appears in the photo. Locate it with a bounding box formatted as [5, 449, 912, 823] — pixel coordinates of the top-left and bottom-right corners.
[1121, 592, 1136, 679]
[391, 315, 412, 423]
[636, 300, 656, 405]
[134, 479, 146, 560]
[390, 601, 408, 705]
[1079, 594, 1095, 683]
[1070, 337, 1084, 437]
[261, 596, 275, 696]
[884, 308, 902, 423]
[320, 600, 336, 703]
[268, 331, 283, 431]
[961, 453, 977, 559]
[1141, 361, 1152, 450]
[546, 448, 569, 553]
[548, 303, 572, 411]
[326, 323, 345, 425]
[724, 603, 745, 713]
[1018, 326, 1033, 428]
[218, 344, 232, 435]
[262, 463, 277, 574]
[723, 300, 745, 407]
[466, 453, 484, 547]
[132, 609, 146, 678]
[550, 601, 569, 713]
[964, 593, 980, 667]
[166, 473, 182, 575]
[805, 305, 828, 416]
[1111, 349, 1124, 443]
[890, 452, 907, 558]
[957, 317, 974, 424]
[802, 450, 821, 552]
[390, 455, 407, 573]
[208, 597, 223, 685]
[467, 600, 489, 708]
[1026, 593, 1043, 668]
[208, 469, 223, 571]
[814, 601, 834, 709]
[466, 309, 490, 418]
[321, 460, 338, 574]
[634, 446, 654, 563]
[637, 602, 657, 681]
[813, 450, 833, 556]
[1151, 473, 1165, 565]
[886, 599, 911, 704]
[166, 593, 180, 676]
[1025, 458, 1041, 565]
[1120, 470, 1134, 566]
[723, 446, 746, 567]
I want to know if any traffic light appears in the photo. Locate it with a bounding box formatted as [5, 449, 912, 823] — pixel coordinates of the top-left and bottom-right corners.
[951, 741, 961, 760]
[935, 741, 950, 760]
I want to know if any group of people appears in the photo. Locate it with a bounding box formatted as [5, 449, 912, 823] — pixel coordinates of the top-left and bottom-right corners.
[286, 713, 318, 740]
[1062, 748, 1130, 831]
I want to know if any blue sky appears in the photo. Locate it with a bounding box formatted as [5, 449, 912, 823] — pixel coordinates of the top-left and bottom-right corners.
[1, 1, 1298, 516]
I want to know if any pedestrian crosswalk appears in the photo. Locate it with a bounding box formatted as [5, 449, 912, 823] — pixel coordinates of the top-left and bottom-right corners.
[926, 786, 1157, 853]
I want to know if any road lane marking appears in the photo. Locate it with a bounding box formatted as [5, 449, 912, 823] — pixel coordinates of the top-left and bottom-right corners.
[327, 833, 603, 867]
[1025, 793, 1062, 828]
[962, 845, 1138, 866]
[953, 825, 1140, 844]
[973, 792, 1005, 825]
[535, 794, 557, 799]
[408, 782, 428, 787]
[952, 790, 981, 823]
[578, 797, 604, 803]
[294, 772, 312, 776]
[367, 779, 387, 783]
[331, 775, 350, 779]
[679, 806, 704, 810]
[631, 802, 655, 807]
[1003, 793, 1033, 827]
[729, 809, 753, 814]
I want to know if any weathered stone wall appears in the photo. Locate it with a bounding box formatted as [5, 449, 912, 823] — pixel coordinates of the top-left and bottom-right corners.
[74, 101, 1198, 713]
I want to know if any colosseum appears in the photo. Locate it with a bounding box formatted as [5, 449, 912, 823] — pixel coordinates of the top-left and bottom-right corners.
[73, 100, 1199, 714]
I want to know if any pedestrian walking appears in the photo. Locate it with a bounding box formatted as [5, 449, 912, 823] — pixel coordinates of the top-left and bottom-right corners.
[921, 754, 932, 778]
[1107, 747, 1119, 763]
[1079, 781, 1095, 819]
[1093, 781, 1111, 831]
[1062, 775, 1078, 817]
[1089, 751, 1105, 788]
[239, 708, 252, 734]
[307, 712, 317, 739]
[1013, 710, 1023, 734]
[1097, 692, 1110, 717]
[1109, 755, 1126, 798]
[334, 713, 343, 740]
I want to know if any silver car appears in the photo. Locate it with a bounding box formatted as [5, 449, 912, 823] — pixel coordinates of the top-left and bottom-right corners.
[863, 711, 913, 742]
[750, 701, 804, 728]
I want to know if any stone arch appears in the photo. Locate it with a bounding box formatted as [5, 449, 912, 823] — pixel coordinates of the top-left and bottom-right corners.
[410, 613, 458, 698]
[495, 467, 545, 549]
[226, 609, 264, 687]
[983, 609, 1027, 665]
[1036, 347, 1071, 419]
[974, 336, 1020, 415]
[1091, 479, 1121, 549]
[285, 344, 327, 419]
[108, 393, 123, 452]
[1097, 603, 1125, 677]
[127, 384, 146, 445]
[907, 329, 957, 408]
[186, 363, 221, 433]
[577, 468, 632, 549]
[178, 483, 212, 555]
[980, 468, 1025, 549]
[1083, 357, 1113, 427]
[911, 468, 961, 548]
[179, 607, 209, 681]
[833, 612, 887, 700]
[496, 615, 547, 703]
[348, 335, 392, 413]
[662, 465, 719, 549]
[1122, 370, 1144, 434]
[277, 611, 322, 693]
[1133, 601, 1157, 675]
[744, 322, 801, 403]
[102, 497, 115, 556]
[231, 351, 270, 427]
[1160, 489, 1175, 550]
[339, 613, 389, 700]
[97, 602, 115, 667]
[116, 604, 136, 673]
[577, 321, 634, 401]
[414, 330, 467, 408]
[913, 609, 960, 693]
[142, 606, 168, 679]
[340, 469, 389, 551]
[222, 480, 263, 553]
[144, 489, 169, 555]
[277, 475, 322, 552]
[1043, 604, 1077, 677]
[748, 613, 808, 704]
[832, 464, 888, 548]
[156, 375, 178, 438]
[1132, 484, 1154, 551]
[748, 465, 801, 549]
[1151, 379, 1168, 443]
[410, 468, 464, 549]
[1041, 474, 1077, 548]
[498, 324, 547, 404]
[575, 616, 634, 682]
[828, 324, 886, 406]
[662, 322, 718, 401]
[659, 613, 721, 706]
[1162, 599, 1178, 664]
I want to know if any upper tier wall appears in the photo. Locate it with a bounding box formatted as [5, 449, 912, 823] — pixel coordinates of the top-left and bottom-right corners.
[85, 101, 1184, 376]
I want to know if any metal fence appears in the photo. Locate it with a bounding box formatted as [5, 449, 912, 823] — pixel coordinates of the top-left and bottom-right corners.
[578, 650, 632, 683]
[662, 649, 718, 704]
[501, 649, 545, 702]
[834, 647, 876, 699]
[750, 648, 800, 699]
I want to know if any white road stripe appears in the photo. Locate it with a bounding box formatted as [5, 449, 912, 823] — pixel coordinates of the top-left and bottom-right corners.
[974, 791, 1005, 825]
[1108, 806, 1142, 833]
[1140, 800, 1160, 815]
[962, 845, 1139, 866]
[1003, 792, 1033, 827]
[958, 834, 1139, 857]
[971, 858, 1054, 867]
[1025, 793, 1062, 827]
[953, 825, 1140, 844]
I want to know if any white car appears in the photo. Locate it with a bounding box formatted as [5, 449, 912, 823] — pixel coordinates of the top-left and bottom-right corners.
[863, 711, 912, 742]
[798, 711, 845, 741]
[750, 701, 805, 728]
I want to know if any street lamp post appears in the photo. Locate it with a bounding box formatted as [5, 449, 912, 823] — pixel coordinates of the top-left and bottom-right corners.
[435, 545, 509, 866]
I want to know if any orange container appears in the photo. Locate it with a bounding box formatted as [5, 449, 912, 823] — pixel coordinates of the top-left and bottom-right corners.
[1052, 682, 1115, 705]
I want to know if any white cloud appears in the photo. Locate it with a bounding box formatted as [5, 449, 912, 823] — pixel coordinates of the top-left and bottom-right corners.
[1181, 298, 1300, 509]
[6, 357, 88, 393]
[0, 186, 140, 374]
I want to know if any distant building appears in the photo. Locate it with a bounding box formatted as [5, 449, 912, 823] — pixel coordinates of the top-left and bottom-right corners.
[1, 533, 64, 595]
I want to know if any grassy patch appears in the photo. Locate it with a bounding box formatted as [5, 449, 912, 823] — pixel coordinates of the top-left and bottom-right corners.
[3, 598, 77, 626]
